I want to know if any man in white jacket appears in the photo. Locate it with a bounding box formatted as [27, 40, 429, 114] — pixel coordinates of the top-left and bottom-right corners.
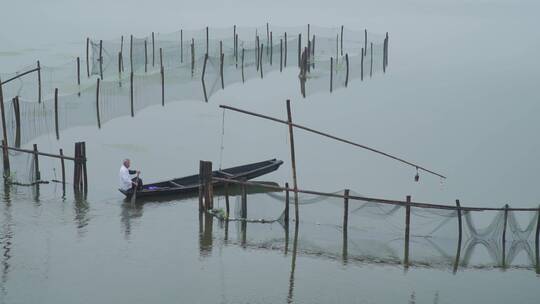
[119, 159, 142, 191]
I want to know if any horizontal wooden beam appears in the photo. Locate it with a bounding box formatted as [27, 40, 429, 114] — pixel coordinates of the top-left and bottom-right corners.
[0, 144, 82, 161]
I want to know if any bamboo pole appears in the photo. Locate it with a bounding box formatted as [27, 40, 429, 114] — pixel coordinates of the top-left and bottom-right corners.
[404, 195, 411, 268]
[206, 27, 209, 55]
[160, 47, 163, 69]
[370, 42, 373, 78]
[259, 44, 264, 79]
[12, 97, 20, 148]
[201, 53, 208, 102]
[364, 29, 367, 57]
[161, 65, 165, 106]
[144, 40, 148, 72]
[453, 199, 463, 274]
[120, 35, 124, 72]
[280, 39, 283, 72]
[312, 35, 316, 69]
[286, 100, 299, 222]
[0, 68, 39, 85]
[345, 54, 349, 87]
[118, 52, 122, 87]
[285, 182, 290, 226]
[340, 25, 344, 56]
[54, 88, 59, 139]
[220, 53, 225, 89]
[536, 206, 540, 274]
[73, 142, 79, 191]
[241, 48, 245, 83]
[76, 57, 81, 96]
[284, 32, 288, 67]
[266, 23, 270, 55]
[198, 161, 204, 212]
[86, 38, 90, 77]
[218, 104, 447, 179]
[37, 61, 42, 103]
[233, 25, 236, 60]
[99, 40, 103, 80]
[191, 39, 195, 76]
[361, 47, 364, 81]
[130, 35, 133, 72]
[180, 29, 184, 63]
[33, 144, 40, 181]
[270, 32, 273, 65]
[343, 188, 349, 263]
[152, 32, 155, 67]
[96, 78, 101, 128]
[235, 34, 239, 68]
[241, 180, 247, 218]
[59, 148, 65, 196]
[297, 34, 301, 67]
[130, 72, 134, 117]
[0, 82, 9, 177]
[225, 181, 230, 218]
[330, 57, 333, 93]
[0, 145, 81, 161]
[502, 204, 509, 267]
[82, 142, 87, 193]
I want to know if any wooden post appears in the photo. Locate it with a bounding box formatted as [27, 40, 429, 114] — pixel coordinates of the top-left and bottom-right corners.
[241, 180, 247, 219]
[256, 35, 259, 71]
[99, 40, 103, 80]
[233, 25, 236, 60]
[383, 36, 386, 73]
[270, 32, 273, 65]
[370, 42, 373, 78]
[453, 199, 463, 273]
[225, 181, 230, 218]
[33, 144, 40, 181]
[54, 88, 59, 139]
[284, 32, 288, 67]
[73, 142, 79, 191]
[77, 57, 81, 96]
[297, 34, 301, 67]
[502, 204, 509, 267]
[312, 35, 316, 69]
[266, 23, 270, 55]
[59, 148, 66, 196]
[118, 52, 122, 87]
[130, 72, 134, 117]
[259, 44, 264, 79]
[180, 29, 183, 63]
[82, 142, 87, 193]
[96, 78, 101, 128]
[201, 53, 209, 102]
[160, 47, 163, 69]
[144, 39, 148, 72]
[12, 97, 20, 148]
[330, 57, 333, 93]
[191, 39, 195, 77]
[220, 53, 225, 89]
[235, 34, 239, 68]
[37, 61, 42, 103]
[534, 207, 540, 274]
[152, 32, 155, 67]
[120, 35, 124, 72]
[340, 25, 344, 56]
[345, 54, 349, 87]
[343, 188, 349, 263]
[385, 32, 389, 67]
[241, 48, 245, 83]
[86, 38, 90, 77]
[198, 161, 204, 212]
[130, 35, 133, 72]
[0, 82, 9, 177]
[205, 26, 209, 55]
[285, 182, 290, 226]
[280, 39, 283, 72]
[286, 100, 299, 222]
[361, 47, 364, 81]
[364, 29, 367, 57]
[404, 195, 411, 268]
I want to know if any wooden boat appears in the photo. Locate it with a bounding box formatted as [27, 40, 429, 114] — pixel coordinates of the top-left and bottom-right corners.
[119, 159, 283, 199]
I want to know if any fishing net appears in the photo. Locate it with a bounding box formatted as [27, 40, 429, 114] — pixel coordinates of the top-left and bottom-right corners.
[211, 187, 539, 271]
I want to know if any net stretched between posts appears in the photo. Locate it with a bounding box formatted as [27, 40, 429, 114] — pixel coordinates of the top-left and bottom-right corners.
[218, 188, 540, 271]
[0, 25, 387, 149]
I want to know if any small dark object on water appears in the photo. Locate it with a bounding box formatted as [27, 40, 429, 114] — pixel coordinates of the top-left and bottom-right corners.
[119, 159, 283, 199]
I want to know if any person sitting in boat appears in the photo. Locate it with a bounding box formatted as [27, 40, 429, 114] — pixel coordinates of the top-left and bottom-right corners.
[119, 158, 143, 191]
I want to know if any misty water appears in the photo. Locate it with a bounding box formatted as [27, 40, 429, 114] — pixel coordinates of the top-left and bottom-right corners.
[1, 0, 540, 303]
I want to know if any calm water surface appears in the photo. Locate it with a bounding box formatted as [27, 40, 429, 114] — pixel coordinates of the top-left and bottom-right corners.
[1, 0, 539, 303]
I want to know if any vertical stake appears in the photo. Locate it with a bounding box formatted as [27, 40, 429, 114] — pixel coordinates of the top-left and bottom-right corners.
[99, 40, 103, 80]
[130, 35, 133, 72]
[502, 204, 509, 268]
[286, 100, 299, 222]
[54, 88, 59, 139]
[96, 79, 101, 128]
[404, 195, 411, 269]
[0, 82, 9, 177]
[453, 199, 463, 274]
[280, 39, 283, 72]
[130, 72, 134, 117]
[144, 39, 148, 72]
[180, 29, 183, 63]
[343, 189, 349, 263]
[330, 57, 333, 93]
[340, 25, 344, 56]
[33, 144, 40, 182]
[345, 53, 349, 87]
[152, 31, 155, 67]
[241, 48, 245, 83]
[370, 42, 373, 78]
[60, 148, 66, 196]
[37, 61, 42, 103]
[86, 38, 90, 77]
[297, 34, 301, 67]
[284, 32, 288, 67]
[76, 57, 81, 96]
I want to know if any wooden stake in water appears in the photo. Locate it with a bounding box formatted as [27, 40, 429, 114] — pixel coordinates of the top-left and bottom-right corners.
[502, 204, 509, 267]
[364, 29, 367, 57]
[99, 40, 103, 80]
[220, 53, 225, 89]
[0, 82, 10, 177]
[76, 57, 81, 96]
[286, 100, 299, 222]
[152, 31, 155, 67]
[54, 88, 59, 139]
[270, 31, 273, 65]
[191, 39, 195, 77]
[12, 97, 20, 148]
[453, 199, 463, 273]
[361, 47, 364, 81]
[96, 78, 101, 128]
[259, 44, 264, 79]
[201, 53, 209, 102]
[241, 48, 245, 83]
[180, 29, 183, 63]
[33, 144, 40, 182]
[404, 195, 411, 269]
[118, 52, 122, 87]
[37, 60, 42, 103]
[343, 188, 349, 263]
[86, 38, 90, 77]
[285, 182, 290, 227]
[130, 35, 134, 72]
[130, 72, 134, 117]
[206, 26, 209, 55]
[284, 32, 288, 67]
[330, 57, 333, 93]
[297, 34, 301, 67]
[345, 54, 349, 87]
[340, 25, 344, 56]
[59, 148, 66, 196]
[144, 40, 148, 72]
[280, 39, 283, 72]
[370, 42, 373, 77]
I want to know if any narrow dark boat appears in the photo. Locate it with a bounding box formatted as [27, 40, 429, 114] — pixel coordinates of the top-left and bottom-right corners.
[119, 159, 283, 199]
